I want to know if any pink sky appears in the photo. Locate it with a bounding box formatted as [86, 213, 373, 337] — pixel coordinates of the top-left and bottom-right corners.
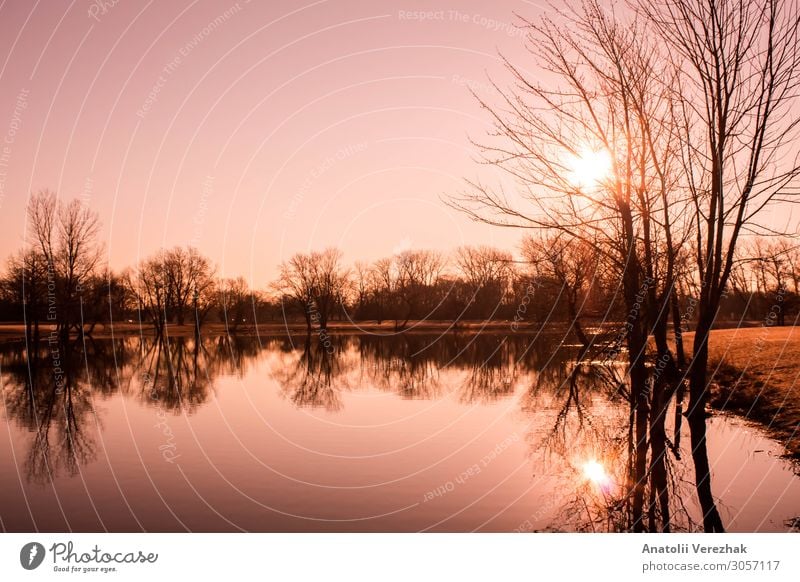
[0, 0, 555, 286]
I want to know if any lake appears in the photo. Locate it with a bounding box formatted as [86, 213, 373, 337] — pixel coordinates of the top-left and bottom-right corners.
[0, 331, 797, 532]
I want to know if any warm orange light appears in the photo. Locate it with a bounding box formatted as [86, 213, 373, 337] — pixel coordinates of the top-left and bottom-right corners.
[582, 459, 610, 486]
[567, 147, 611, 189]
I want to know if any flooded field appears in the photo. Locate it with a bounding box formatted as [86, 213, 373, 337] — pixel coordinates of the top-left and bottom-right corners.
[0, 332, 797, 532]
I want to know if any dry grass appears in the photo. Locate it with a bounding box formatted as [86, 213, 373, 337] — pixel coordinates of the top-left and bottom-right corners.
[684, 326, 800, 459]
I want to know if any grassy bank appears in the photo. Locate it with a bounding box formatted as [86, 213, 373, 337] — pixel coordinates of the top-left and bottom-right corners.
[686, 326, 800, 460]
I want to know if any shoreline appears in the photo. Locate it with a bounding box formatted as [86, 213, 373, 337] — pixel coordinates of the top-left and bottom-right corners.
[0, 320, 533, 340]
[684, 327, 800, 461]
[0, 318, 774, 340]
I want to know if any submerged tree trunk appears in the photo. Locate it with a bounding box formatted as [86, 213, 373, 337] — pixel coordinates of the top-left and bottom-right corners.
[688, 318, 725, 532]
[630, 352, 649, 532]
[648, 368, 673, 532]
[671, 293, 687, 455]
[649, 306, 678, 531]
[623, 266, 649, 531]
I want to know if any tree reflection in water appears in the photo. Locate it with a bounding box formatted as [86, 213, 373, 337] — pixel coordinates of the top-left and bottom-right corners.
[130, 336, 214, 411]
[1, 337, 113, 483]
[517, 345, 701, 532]
[272, 336, 346, 411]
[0, 331, 724, 531]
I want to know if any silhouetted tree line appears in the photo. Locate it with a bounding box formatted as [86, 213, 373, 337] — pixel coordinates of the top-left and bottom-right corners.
[1, 191, 798, 337]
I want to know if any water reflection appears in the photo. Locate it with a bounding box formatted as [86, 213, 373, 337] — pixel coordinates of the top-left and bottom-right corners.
[273, 338, 347, 411]
[1, 338, 105, 483]
[0, 332, 796, 532]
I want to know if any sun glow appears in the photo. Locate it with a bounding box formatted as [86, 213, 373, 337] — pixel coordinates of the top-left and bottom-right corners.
[582, 460, 611, 487]
[567, 147, 612, 189]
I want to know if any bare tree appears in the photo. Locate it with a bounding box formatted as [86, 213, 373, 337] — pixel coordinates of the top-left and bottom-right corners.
[276, 252, 317, 332]
[454, 245, 514, 319]
[129, 252, 170, 335]
[351, 261, 372, 317]
[27, 190, 103, 337]
[58, 199, 102, 304]
[1, 249, 49, 338]
[522, 234, 599, 346]
[126, 247, 215, 335]
[729, 237, 799, 323]
[777, 238, 800, 294]
[217, 277, 251, 332]
[162, 247, 215, 326]
[371, 257, 396, 324]
[447, 1, 691, 531]
[79, 269, 131, 334]
[641, 0, 800, 532]
[27, 190, 58, 269]
[275, 248, 349, 333]
[309, 248, 349, 332]
[394, 250, 446, 328]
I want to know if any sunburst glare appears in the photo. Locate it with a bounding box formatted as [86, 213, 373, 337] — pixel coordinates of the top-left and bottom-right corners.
[582, 459, 611, 488]
[567, 147, 612, 189]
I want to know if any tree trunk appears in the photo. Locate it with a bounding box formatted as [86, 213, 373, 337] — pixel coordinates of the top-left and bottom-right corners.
[671, 292, 687, 455]
[648, 375, 672, 532]
[624, 275, 649, 532]
[318, 303, 329, 333]
[630, 352, 649, 532]
[688, 319, 725, 532]
[649, 301, 677, 531]
[567, 292, 590, 347]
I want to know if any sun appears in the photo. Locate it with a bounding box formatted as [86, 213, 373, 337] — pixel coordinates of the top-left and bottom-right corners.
[582, 459, 610, 487]
[567, 147, 612, 189]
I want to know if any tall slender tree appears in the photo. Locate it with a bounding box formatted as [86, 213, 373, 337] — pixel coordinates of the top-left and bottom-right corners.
[641, 0, 800, 532]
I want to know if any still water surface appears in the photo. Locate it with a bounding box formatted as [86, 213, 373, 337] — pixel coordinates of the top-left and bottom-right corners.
[0, 332, 797, 532]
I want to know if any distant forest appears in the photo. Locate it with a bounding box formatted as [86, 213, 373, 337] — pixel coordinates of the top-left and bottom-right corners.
[1, 190, 797, 338]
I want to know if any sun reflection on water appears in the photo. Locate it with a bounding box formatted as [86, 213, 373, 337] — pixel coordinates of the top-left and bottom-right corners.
[582, 459, 612, 489]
